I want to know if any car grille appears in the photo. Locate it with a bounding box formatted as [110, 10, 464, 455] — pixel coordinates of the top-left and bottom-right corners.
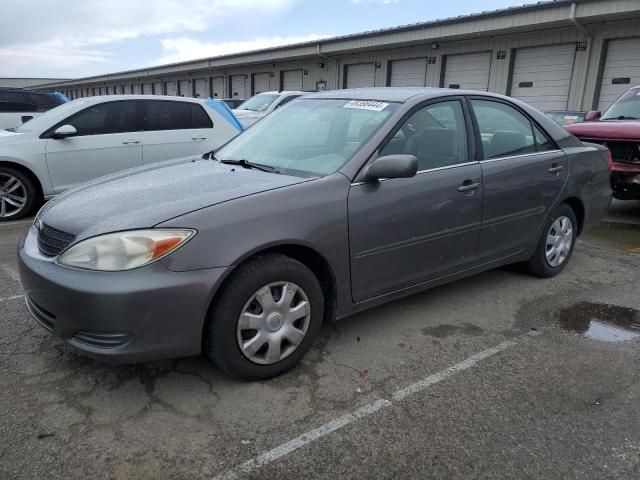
[37, 223, 75, 257]
[72, 331, 131, 349]
[582, 139, 640, 165]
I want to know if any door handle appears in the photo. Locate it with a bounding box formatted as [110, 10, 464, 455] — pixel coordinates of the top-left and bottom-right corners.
[458, 181, 481, 193]
[192, 136, 207, 140]
[122, 140, 140, 145]
[548, 164, 565, 174]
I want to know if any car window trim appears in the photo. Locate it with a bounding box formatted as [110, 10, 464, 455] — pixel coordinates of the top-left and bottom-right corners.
[465, 95, 560, 161]
[351, 160, 480, 187]
[478, 149, 563, 164]
[40, 99, 142, 139]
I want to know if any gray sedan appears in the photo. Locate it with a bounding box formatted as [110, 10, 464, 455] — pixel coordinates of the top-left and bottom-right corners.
[18, 88, 612, 380]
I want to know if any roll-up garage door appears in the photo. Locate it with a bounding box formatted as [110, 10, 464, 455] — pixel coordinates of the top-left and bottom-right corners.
[510, 44, 576, 111]
[388, 58, 427, 87]
[597, 38, 640, 111]
[131, 84, 140, 94]
[443, 52, 492, 91]
[141, 83, 152, 95]
[152, 82, 162, 95]
[231, 75, 247, 98]
[281, 70, 303, 91]
[194, 78, 208, 98]
[345, 63, 375, 88]
[178, 80, 191, 97]
[211, 77, 225, 98]
[253, 73, 272, 94]
[165, 81, 177, 96]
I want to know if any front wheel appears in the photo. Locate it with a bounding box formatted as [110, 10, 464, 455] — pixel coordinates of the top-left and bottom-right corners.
[204, 253, 324, 380]
[525, 204, 577, 278]
[0, 167, 39, 221]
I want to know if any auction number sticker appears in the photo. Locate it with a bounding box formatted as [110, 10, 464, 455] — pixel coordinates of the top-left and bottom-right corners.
[344, 100, 389, 111]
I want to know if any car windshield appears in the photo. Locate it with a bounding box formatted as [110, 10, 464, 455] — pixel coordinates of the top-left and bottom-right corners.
[12, 100, 87, 133]
[601, 88, 640, 120]
[216, 98, 399, 177]
[236, 94, 280, 112]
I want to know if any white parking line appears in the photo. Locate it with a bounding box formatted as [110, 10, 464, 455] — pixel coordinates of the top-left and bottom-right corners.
[212, 330, 542, 480]
[0, 294, 22, 303]
[0, 265, 21, 283]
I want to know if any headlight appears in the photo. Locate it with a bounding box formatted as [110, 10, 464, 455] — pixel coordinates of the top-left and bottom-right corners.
[57, 229, 195, 271]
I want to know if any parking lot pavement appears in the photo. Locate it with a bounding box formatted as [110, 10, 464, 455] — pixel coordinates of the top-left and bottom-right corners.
[1, 214, 639, 480]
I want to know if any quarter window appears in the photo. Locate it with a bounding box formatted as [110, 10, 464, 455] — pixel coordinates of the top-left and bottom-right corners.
[471, 100, 536, 159]
[380, 100, 469, 170]
[191, 104, 213, 128]
[58, 101, 138, 136]
[143, 101, 192, 131]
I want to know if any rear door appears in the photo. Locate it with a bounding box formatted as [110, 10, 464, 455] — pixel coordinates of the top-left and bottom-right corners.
[44, 100, 143, 192]
[348, 98, 482, 302]
[141, 100, 212, 163]
[468, 97, 568, 262]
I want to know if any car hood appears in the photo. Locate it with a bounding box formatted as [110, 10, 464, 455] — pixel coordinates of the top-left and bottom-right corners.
[38, 156, 309, 240]
[565, 120, 640, 140]
[0, 129, 29, 143]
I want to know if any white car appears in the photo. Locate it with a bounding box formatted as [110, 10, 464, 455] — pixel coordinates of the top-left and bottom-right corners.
[0, 95, 243, 220]
[233, 91, 304, 127]
[0, 89, 67, 130]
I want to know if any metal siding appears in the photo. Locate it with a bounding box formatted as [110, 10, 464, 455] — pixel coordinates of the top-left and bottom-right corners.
[253, 73, 271, 94]
[194, 78, 208, 98]
[282, 70, 303, 90]
[510, 43, 576, 110]
[152, 82, 162, 95]
[211, 77, 225, 98]
[231, 75, 247, 98]
[443, 51, 492, 91]
[132, 84, 141, 94]
[165, 81, 177, 96]
[345, 63, 375, 88]
[597, 37, 640, 111]
[178, 79, 190, 97]
[389, 58, 427, 86]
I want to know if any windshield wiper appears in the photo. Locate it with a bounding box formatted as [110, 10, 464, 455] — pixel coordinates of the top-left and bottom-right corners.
[219, 158, 278, 173]
[604, 115, 638, 120]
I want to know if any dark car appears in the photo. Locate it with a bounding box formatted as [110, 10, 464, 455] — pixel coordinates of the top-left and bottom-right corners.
[18, 88, 611, 380]
[565, 86, 640, 200]
[544, 110, 587, 126]
[0, 88, 67, 129]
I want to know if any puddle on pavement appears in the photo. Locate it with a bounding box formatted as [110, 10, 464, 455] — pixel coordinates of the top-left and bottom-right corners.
[558, 302, 640, 342]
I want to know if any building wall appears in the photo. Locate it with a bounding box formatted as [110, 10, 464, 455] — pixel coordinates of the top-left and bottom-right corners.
[0, 78, 69, 89]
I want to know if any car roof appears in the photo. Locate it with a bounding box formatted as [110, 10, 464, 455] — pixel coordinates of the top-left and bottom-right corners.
[305, 87, 521, 103]
[73, 95, 208, 104]
[256, 91, 306, 96]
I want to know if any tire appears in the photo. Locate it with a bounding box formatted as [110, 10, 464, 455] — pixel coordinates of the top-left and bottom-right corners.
[204, 253, 324, 380]
[0, 166, 39, 221]
[525, 203, 578, 278]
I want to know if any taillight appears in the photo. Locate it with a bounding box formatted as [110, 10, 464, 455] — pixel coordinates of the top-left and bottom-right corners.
[607, 150, 613, 172]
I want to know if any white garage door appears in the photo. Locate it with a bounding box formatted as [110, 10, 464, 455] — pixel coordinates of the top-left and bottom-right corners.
[152, 82, 162, 95]
[345, 63, 375, 88]
[165, 81, 177, 96]
[231, 75, 247, 98]
[282, 70, 303, 91]
[211, 77, 225, 98]
[141, 83, 152, 95]
[194, 78, 208, 98]
[510, 44, 576, 110]
[178, 80, 191, 97]
[444, 52, 492, 91]
[389, 58, 427, 87]
[597, 38, 640, 111]
[253, 73, 271, 94]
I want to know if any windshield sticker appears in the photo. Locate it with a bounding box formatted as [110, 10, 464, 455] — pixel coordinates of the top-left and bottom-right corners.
[344, 100, 389, 112]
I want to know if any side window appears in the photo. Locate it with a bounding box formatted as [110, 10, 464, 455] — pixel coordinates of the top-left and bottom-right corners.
[380, 100, 469, 170]
[144, 101, 192, 131]
[533, 124, 555, 152]
[61, 101, 138, 136]
[191, 104, 213, 128]
[471, 100, 536, 159]
[275, 95, 300, 109]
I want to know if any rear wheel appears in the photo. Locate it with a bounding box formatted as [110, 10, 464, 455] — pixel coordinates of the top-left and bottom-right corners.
[525, 203, 577, 278]
[0, 167, 38, 221]
[204, 253, 324, 380]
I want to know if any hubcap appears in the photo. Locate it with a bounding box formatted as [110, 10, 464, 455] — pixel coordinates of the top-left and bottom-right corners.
[545, 216, 574, 268]
[237, 281, 311, 365]
[0, 173, 27, 218]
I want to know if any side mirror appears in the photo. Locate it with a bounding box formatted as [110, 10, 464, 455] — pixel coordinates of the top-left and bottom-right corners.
[53, 124, 77, 139]
[585, 111, 602, 122]
[364, 154, 418, 182]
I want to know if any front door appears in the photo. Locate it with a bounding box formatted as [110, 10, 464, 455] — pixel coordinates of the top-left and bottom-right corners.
[348, 99, 482, 302]
[45, 100, 143, 193]
[468, 98, 569, 262]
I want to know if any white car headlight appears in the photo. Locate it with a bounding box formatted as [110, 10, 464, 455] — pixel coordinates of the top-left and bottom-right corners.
[57, 229, 195, 271]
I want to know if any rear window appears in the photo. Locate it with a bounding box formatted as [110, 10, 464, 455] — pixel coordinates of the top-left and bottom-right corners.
[191, 104, 213, 128]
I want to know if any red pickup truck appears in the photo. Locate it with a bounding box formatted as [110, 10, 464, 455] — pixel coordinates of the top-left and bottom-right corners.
[565, 86, 640, 200]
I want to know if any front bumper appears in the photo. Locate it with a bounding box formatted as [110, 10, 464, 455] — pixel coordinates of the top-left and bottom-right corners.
[18, 226, 229, 363]
[611, 162, 640, 200]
